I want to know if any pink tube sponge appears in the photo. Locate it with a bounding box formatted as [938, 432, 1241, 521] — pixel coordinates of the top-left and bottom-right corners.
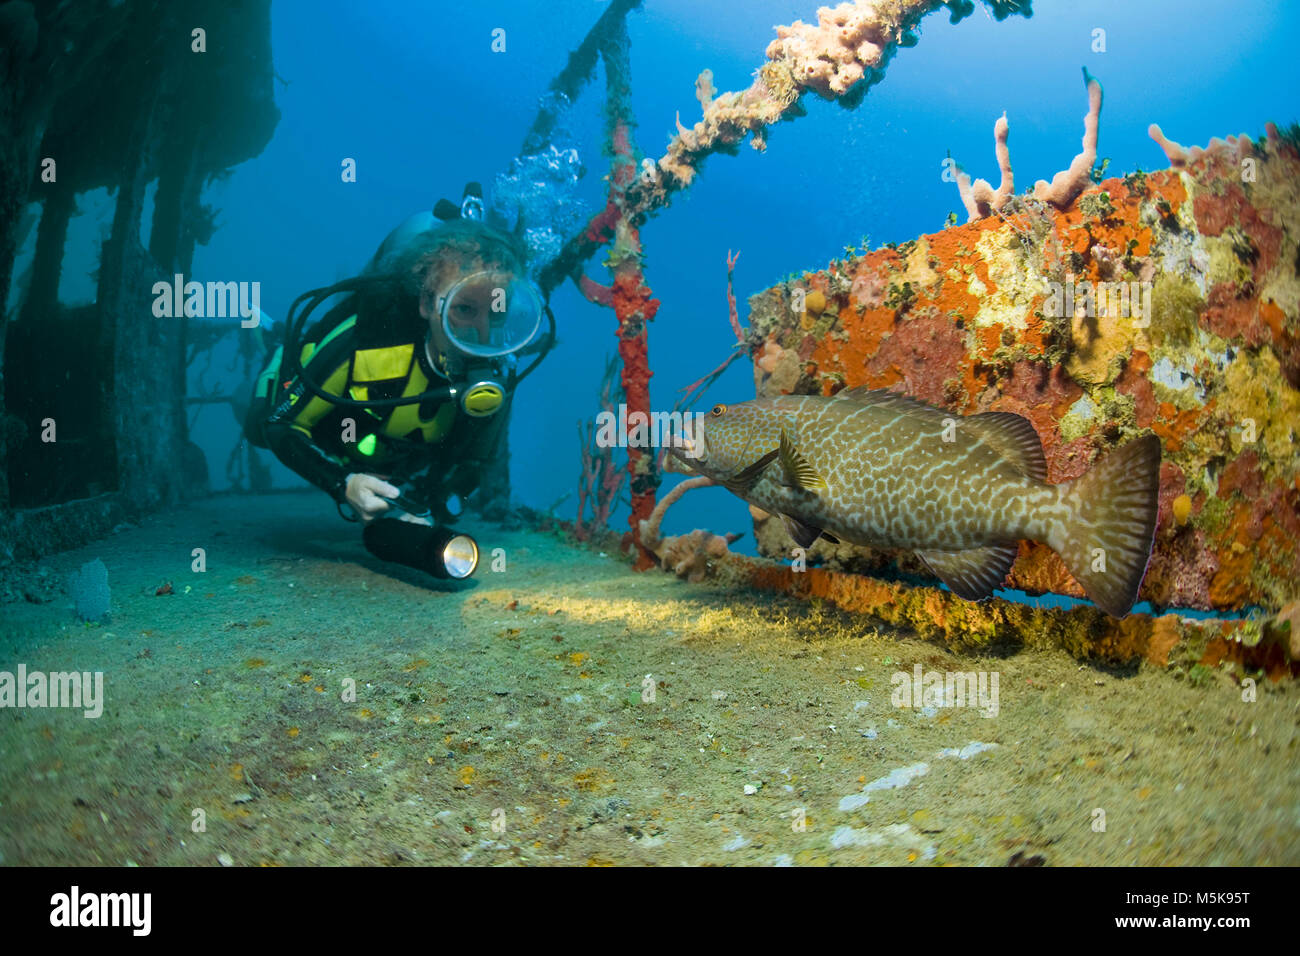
[952, 67, 1105, 220]
[957, 111, 1014, 220]
[1032, 67, 1103, 210]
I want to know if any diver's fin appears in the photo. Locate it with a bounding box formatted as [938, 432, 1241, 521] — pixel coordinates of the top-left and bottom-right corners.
[1052, 434, 1161, 618]
[434, 198, 462, 221]
[916, 543, 1019, 601]
[781, 514, 825, 550]
[778, 431, 827, 491]
[730, 446, 780, 488]
[964, 412, 1047, 482]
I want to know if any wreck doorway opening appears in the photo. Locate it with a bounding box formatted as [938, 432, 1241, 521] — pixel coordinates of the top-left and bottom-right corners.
[4, 190, 118, 510]
[5, 304, 118, 508]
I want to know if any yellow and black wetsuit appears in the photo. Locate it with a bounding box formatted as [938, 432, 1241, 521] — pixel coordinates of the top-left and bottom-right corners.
[246, 305, 510, 515]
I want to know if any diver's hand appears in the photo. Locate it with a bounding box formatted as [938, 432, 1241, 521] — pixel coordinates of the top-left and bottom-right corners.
[344, 473, 400, 521]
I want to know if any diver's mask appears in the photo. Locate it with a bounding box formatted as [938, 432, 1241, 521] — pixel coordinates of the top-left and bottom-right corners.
[427, 271, 543, 418]
[437, 271, 543, 359]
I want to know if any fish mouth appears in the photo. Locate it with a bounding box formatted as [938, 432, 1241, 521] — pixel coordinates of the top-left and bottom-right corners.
[674, 427, 708, 463]
[665, 432, 707, 476]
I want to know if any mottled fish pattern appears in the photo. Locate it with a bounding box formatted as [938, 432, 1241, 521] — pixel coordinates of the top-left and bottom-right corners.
[670, 387, 1162, 618]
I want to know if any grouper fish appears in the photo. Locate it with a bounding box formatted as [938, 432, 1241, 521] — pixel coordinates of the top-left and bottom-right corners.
[669, 387, 1162, 618]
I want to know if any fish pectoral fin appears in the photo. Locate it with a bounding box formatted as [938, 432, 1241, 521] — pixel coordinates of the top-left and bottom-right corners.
[916, 543, 1019, 602]
[780, 514, 826, 550]
[778, 431, 827, 492]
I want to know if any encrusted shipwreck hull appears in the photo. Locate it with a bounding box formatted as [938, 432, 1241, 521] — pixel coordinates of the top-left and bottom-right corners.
[737, 130, 1299, 669]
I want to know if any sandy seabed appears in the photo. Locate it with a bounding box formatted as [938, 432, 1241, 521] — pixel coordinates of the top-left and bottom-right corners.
[1, 493, 1296, 866]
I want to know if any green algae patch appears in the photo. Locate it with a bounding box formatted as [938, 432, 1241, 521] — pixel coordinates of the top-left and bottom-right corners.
[1149, 274, 1204, 349]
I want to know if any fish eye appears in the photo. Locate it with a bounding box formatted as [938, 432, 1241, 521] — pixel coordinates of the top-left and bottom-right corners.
[710, 404, 727, 417]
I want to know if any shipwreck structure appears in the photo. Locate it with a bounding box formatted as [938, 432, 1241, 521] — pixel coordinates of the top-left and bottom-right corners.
[0, 0, 278, 558]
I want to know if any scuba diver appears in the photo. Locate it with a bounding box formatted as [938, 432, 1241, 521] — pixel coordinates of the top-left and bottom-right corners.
[243, 183, 552, 579]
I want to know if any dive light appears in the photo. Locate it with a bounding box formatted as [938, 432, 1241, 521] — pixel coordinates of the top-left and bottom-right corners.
[362, 516, 480, 580]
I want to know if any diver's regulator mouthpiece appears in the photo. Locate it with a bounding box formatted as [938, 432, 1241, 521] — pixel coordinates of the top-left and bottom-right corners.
[454, 380, 506, 417]
[423, 334, 509, 418]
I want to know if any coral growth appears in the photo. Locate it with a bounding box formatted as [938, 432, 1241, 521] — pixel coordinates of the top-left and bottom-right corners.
[649, 528, 744, 583]
[639, 475, 714, 546]
[764, 1, 892, 98]
[726, 552, 1296, 677]
[1033, 69, 1103, 209]
[638, 475, 744, 581]
[574, 113, 662, 566]
[1148, 121, 1281, 170]
[954, 68, 1103, 220]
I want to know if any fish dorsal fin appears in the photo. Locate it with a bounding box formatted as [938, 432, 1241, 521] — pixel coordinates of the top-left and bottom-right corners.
[780, 514, 825, 549]
[964, 412, 1047, 482]
[916, 543, 1019, 601]
[834, 386, 938, 415]
[778, 431, 827, 491]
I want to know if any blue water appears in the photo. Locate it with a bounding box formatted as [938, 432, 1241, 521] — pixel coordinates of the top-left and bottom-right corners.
[178, 0, 1297, 548]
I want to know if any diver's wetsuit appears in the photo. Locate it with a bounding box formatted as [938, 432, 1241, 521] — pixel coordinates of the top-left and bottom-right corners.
[245, 297, 510, 518]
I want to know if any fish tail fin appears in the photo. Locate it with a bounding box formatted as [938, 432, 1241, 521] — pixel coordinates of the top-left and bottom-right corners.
[1051, 435, 1161, 618]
